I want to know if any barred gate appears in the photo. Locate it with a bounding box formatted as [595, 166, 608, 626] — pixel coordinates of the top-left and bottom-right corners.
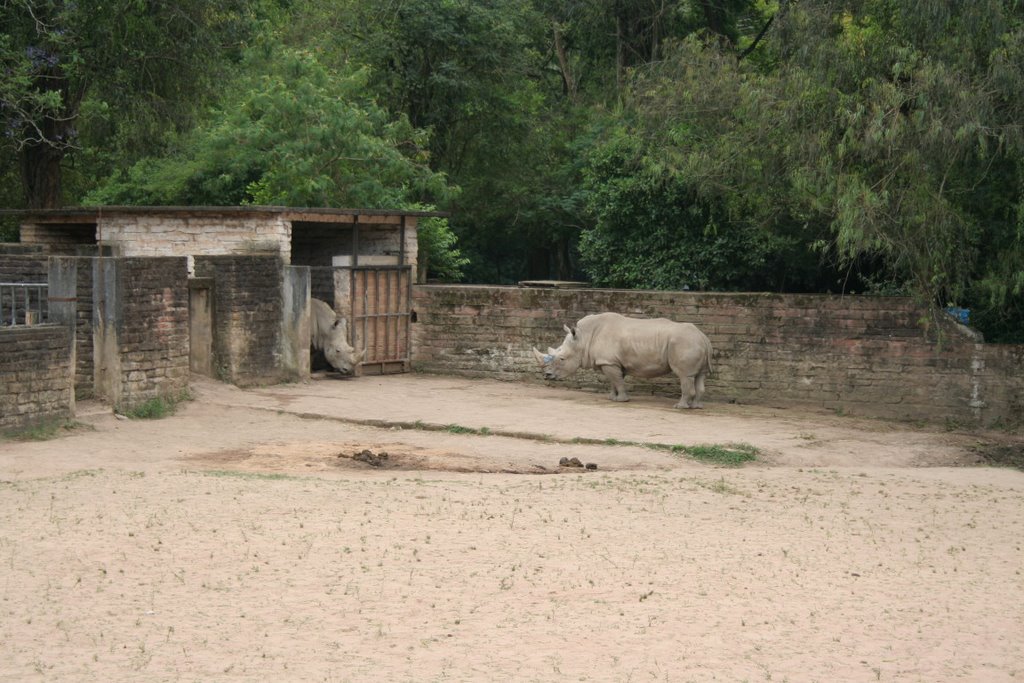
[348, 266, 412, 374]
[0, 282, 48, 326]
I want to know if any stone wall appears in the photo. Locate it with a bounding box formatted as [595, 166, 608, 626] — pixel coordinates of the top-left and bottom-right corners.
[410, 285, 1024, 426]
[0, 246, 48, 282]
[93, 257, 190, 411]
[24, 213, 291, 262]
[15, 224, 97, 254]
[0, 325, 74, 431]
[194, 255, 285, 386]
[73, 257, 95, 398]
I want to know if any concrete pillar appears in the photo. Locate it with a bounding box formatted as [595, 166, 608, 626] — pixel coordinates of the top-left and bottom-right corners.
[282, 266, 310, 380]
[47, 256, 78, 416]
[92, 258, 123, 407]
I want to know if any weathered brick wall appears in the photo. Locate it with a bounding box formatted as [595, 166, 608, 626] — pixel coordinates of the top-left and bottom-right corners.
[73, 258, 95, 398]
[93, 257, 190, 411]
[0, 251, 50, 325]
[194, 255, 285, 386]
[16, 224, 97, 254]
[411, 285, 1024, 426]
[0, 325, 73, 431]
[98, 214, 289, 261]
[0, 248, 48, 281]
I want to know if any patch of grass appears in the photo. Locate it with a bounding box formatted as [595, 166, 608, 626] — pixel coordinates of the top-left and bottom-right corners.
[679, 443, 759, 467]
[120, 390, 193, 420]
[5, 419, 92, 442]
[442, 423, 493, 436]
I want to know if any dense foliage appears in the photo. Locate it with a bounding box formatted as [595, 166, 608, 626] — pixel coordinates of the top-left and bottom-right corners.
[2, 0, 1022, 340]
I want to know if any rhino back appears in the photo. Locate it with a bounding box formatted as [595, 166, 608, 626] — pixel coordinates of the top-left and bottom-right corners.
[580, 313, 709, 375]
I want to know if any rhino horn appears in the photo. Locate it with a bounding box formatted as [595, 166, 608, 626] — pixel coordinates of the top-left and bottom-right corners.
[353, 348, 366, 364]
[532, 347, 549, 365]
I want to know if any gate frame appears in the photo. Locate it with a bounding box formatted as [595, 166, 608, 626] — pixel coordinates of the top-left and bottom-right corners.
[347, 264, 413, 375]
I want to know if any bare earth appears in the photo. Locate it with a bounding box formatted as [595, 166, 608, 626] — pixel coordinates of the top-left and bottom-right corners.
[1, 374, 1022, 682]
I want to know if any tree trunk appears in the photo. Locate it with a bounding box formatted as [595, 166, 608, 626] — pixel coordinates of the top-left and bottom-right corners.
[697, 0, 734, 46]
[616, 14, 624, 92]
[553, 23, 577, 103]
[20, 142, 64, 209]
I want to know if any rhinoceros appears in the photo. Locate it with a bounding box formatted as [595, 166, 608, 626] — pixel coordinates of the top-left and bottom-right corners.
[532, 312, 712, 408]
[311, 298, 365, 374]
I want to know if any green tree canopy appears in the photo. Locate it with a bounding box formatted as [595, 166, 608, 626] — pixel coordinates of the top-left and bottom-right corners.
[86, 46, 452, 209]
[1, 0, 264, 208]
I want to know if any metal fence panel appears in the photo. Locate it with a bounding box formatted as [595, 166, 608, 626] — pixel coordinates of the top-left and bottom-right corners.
[0, 282, 48, 326]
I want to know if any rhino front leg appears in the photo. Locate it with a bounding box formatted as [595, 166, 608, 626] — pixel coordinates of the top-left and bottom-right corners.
[599, 365, 630, 402]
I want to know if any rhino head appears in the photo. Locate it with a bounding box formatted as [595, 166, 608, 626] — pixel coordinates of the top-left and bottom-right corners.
[324, 318, 366, 375]
[532, 324, 582, 380]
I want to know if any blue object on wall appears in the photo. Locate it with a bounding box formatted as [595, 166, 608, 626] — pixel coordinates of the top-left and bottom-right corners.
[945, 307, 970, 325]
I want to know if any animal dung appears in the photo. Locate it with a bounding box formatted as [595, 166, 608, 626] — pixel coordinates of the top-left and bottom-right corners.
[559, 457, 584, 468]
[351, 449, 389, 467]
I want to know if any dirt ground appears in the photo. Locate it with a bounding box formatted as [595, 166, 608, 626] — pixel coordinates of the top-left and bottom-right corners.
[1, 373, 1022, 682]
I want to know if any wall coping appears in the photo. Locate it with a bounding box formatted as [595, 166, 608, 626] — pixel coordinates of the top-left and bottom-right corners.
[2, 206, 448, 223]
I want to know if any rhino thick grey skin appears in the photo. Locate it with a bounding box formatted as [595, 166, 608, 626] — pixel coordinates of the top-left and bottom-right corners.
[532, 312, 712, 409]
[311, 298, 365, 374]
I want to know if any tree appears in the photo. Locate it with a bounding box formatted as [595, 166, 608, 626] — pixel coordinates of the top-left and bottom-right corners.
[1, 0, 263, 208]
[86, 45, 452, 209]
[616, 1, 1024, 336]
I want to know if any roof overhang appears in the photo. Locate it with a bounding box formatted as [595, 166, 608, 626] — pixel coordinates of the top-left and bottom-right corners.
[1, 205, 448, 224]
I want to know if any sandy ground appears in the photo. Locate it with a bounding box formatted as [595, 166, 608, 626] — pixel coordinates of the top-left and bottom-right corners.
[0, 374, 1022, 682]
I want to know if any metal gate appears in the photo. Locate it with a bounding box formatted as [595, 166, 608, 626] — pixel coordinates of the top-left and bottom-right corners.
[348, 266, 412, 374]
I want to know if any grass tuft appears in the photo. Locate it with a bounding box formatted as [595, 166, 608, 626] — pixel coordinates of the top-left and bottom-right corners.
[681, 443, 759, 466]
[120, 390, 193, 420]
[5, 419, 92, 442]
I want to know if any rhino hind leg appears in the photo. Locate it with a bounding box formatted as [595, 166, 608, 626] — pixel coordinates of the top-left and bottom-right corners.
[599, 365, 630, 402]
[674, 373, 703, 409]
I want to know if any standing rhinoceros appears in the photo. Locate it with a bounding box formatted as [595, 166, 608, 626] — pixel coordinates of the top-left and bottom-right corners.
[311, 298, 365, 374]
[532, 312, 712, 408]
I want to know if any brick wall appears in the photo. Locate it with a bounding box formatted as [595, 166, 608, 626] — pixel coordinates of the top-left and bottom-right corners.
[194, 255, 285, 386]
[93, 257, 190, 411]
[98, 214, 289, 261]
[0, 248, 48, 282]
[16, 224, 96, 254]
[0, 325, 73, 431]
[73, 258, 95, 398]
[410, 285, 1024, 426]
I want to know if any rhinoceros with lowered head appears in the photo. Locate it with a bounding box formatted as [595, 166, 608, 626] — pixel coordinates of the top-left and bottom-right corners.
[532, 312, 712, 409]
[311, 298, 365, 374]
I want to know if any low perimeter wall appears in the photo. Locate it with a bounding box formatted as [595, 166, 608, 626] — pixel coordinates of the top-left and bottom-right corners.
[0, 325, 74, 431]
[410, 285, 1024, 427]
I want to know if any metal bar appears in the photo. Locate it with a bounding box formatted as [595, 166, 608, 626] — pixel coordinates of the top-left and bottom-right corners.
[404, 266, 412, 370]
[399, 215, 406, 269]
[383, 268, 391, 363]
[352, 215, 360, 267]
[362, 271, 369, 366]
[0, 282, 49, 326]
[374, 268, 381, 371]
